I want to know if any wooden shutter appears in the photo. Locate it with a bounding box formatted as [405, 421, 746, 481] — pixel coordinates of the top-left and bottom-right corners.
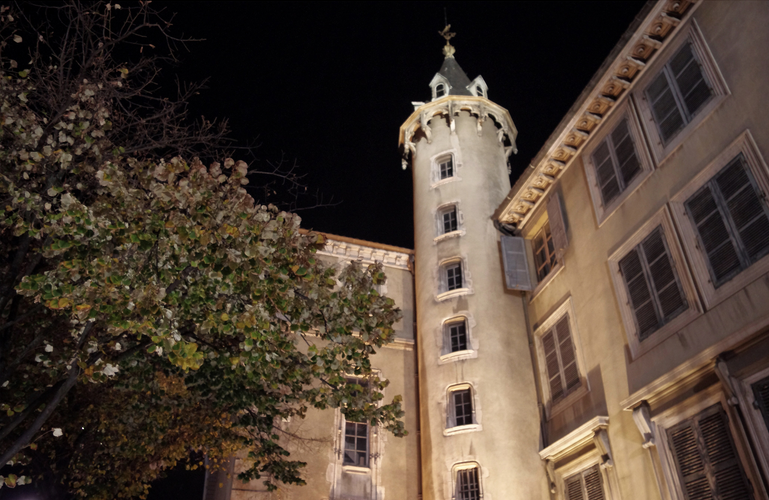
[640, 228, 687, 324]
[542, 315, 580, 404]
[752, 376, 769, 432]
[542, 329, 564, 402]
[555, 316, 580, 392]
[565, 465, 604, 500]
[619, 248, 659, 339]
[610, 119, 641, 187]
[547, 191, 568, 254]
[669, 43, 711, 119]
[646, 70, 685, 143]
[565, 474, 585, 500]
[592, 140, 621, 205]
[668, 404, 752, 500]
[501, 236, 532, 291]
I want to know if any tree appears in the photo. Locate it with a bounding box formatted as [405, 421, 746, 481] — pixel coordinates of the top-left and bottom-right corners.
[0, 2, 404, 498]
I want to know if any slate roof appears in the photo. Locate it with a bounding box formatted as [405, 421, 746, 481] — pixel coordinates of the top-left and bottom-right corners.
[438, 57, 473, 96]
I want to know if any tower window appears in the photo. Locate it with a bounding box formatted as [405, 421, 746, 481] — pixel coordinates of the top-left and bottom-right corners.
[343, 421, 369, 467]
[475, 85, 484, 97]
[435, 83, 446, 98]
[455, 465, 481, 500]
[446, 319, 468, 353]
[439, 155, 454, 179]
[446, 262, 463, 291]
[448, 386, 475, 428]
[442, 206, 458, 234]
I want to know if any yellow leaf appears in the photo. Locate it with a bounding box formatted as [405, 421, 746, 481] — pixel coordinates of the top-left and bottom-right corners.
[220, 313, 229, 321]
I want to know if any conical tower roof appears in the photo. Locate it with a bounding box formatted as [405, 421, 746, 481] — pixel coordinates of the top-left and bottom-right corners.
[436, 57, 473, 96]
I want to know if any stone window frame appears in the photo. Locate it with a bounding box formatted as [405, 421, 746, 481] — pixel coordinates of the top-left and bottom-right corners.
[437, 312, 478, 364]
[451, 461, 484, 500]
[670, 130, 769, 310]
[734, 365, 769, 486]
[582, 100, 655, 226]
[434, 200, 466, 244]
[533, 297, 590, 420]
[651, 385, 760, 500]
[633, 19, 730, 166]
[443, 382, 482, 437]
[334, 372, 385, 477]
[430, 149, 463, 189]
[436, 256, 473, 302]
[608, 206, 702, 360]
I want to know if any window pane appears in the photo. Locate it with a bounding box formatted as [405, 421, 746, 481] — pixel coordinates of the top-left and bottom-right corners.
[343, 421, 368, 467]
[439, 156, 454, 179]
[443, 207, 458, 234]
[446, 263, 463, 290]
[453, 389, 473, 426]
[449, 321, 468, 352]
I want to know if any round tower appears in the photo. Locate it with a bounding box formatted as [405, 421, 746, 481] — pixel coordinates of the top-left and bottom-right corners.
[399, 33, 545, 499]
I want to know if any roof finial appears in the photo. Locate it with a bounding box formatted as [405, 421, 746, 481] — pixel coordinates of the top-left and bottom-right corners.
[438, 22, 456, 59]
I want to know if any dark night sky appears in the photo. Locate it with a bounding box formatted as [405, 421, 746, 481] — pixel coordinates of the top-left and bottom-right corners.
[158, 1, 647, 250]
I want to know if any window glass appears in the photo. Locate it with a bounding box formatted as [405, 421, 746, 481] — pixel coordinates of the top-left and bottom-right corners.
[343, 421, 368, 467]
[439, 156, 454, 180]
[452, 389, 473, 426]
[619, 226, 687, 341]
[436, 83, 446, 98]
[685, 155, 769, 287]
[446, 263, 463, 291]
[456, 466, 481, 500]
[447, 320, 468, 353]
[442, 207, 458, 234]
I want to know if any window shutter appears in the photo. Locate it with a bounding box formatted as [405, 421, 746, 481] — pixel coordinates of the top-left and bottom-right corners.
[716, 157, 769, 263]
[592, 140, 621, 205]
[700, 408, 752, 500]
[646, 70, 685, 143]
[669, 43, 711, 119]
[751, 376, 769, 432]
[641, 228, 687, 323]
[501, 236, 532, 291]
[565, 474, 585, 500]
[686, 183, 743, 286]
[555, 316, 580, 392]
[542, 329, 563, 402]
[610, 119, 642, 187]
[583, 465, 605, 500]
[547, 192, 568, 254]
[619, 249, 659, 339]
[669, 421, 710, 500]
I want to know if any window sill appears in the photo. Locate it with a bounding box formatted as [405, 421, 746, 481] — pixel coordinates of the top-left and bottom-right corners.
[342, 465, 371, 475]
[530, 262, 564, 302]
[436, 288, 472, 302]
[434, 229, 465, 244]
[439, 349, 477, 364]
[430, 176, 461, 190]
[443, 423, 482, 437]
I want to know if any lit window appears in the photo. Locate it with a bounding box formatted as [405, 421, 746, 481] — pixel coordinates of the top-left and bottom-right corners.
[564, 464, 606, 500]
[685, 154, 769, 288]
[439, 155, 454, 180]
[618, 226, 688, 341]
[455, 465, 481, 500]
[446, 262, 463, 291]
[533, 223, 558, 282]
[446, 319, 468, 353]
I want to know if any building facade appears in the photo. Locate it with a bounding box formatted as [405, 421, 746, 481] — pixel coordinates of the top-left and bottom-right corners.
[209, 1, 769, 499]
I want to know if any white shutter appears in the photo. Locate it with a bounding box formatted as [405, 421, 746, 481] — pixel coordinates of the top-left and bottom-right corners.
[547, 192, 568, 254]
[501, 236, 532, 291]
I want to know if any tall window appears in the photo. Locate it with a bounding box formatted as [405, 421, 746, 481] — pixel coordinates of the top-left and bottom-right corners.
[435, 83, 447, 98]
[565, 464, 605, 500]
[455, 465, 481, 500]
[343, 421, 369, 467]
[618, 226, 687, 341]
[475, 85, 484, 97]
[446, 319, 468, 353]
[450, 388, 474, 427]
[667, 404, 752, 499]
[542, 315, 580, 404]
[533, 223, 558, 281]
[442, 206, 458, 234]
[439, 155, 454, 180]
[591, 118, 642, 207]
[446, 262, 463, 291]
[645, 42, 712, 144]
[685, 154, 769, 288]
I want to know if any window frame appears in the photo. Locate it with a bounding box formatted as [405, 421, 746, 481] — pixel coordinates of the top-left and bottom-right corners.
[451, 462, 483, 500]
[608, 206, 702, 359]
[633, 20, 729, 166]
[444, 383, 482, 436]
[653, 387, 759, 500]
[336, 373, 384, 476]
[534, 297, 590, 419]
[734, 366, 769, 486]
[438, 314, 478, 364]
[434, 201, 466, 243]
[436, 257, 472, 302]
[582, 101, 655, 226]
[533, 222, 558, 282]
[430, 149, 462, 188]
[670, 130, 769, 310]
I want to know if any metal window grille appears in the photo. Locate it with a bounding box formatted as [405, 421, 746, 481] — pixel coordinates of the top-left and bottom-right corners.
[619, 226, 687, 341]
[443, 207, 458, 234]
[533, 223, 558, 282]
[439, 156, 454, 179]
[456, 466, 481, 500]
[685, 155, 769, 288]
[343, 421, 369, 467]
[452, 389, 473, 426]
[448, 320, 468, 352]
[591, 118, 642, 206]
[446, 263, 463, 291]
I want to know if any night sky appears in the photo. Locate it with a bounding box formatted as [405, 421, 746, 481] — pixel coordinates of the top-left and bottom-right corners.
[160, 1, 647, 250]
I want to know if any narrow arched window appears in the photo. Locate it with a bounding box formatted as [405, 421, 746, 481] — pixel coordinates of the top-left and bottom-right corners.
[475, 85, 484, 97]
[435, 83, 446, 98]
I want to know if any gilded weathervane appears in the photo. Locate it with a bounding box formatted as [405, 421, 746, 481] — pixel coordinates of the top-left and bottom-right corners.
[438, 25, 456, 58]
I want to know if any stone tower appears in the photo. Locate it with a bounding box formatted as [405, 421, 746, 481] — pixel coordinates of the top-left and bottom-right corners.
[399, 34, 546, 500]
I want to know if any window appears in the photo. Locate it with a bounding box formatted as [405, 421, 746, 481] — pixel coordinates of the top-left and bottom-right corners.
[455, 465, 481, 500]
[646, 42, 712, 145]
[439, 155, 454, 180]
[619, 226, 687, 341]
[343, 421, 369, 467]
[446, 262, 463, 291]
[685, 154, 769, 288]
[634, 22, 729, 163]
[751, 375, 769, 432]
[534, 298, 588, 418]
[667, 404, 753, 500]
[445, 384, 479, 434]
[451, 389, 473, 427]
[475, 85, 483, 97]
[533, 223, 557, 282]
[591, 118, 642, 207]
[564, 465, 606, 500]
[442, 206, 458, 234]
[436, 83, 446, 98]
[446, 319, 468, 353]
[671, 131, 769, 309]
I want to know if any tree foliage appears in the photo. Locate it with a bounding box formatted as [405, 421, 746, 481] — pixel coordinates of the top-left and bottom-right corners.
[0, 2, 404, 498]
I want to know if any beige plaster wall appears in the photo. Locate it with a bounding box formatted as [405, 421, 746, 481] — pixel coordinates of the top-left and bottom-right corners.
[520, 2, 769, 499]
